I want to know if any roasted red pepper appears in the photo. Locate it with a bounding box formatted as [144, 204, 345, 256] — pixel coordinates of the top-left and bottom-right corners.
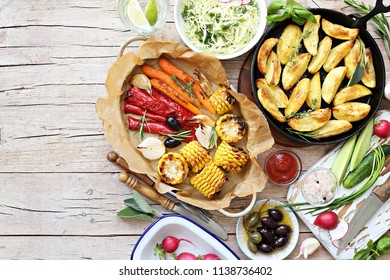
[124, 103, 166, 123]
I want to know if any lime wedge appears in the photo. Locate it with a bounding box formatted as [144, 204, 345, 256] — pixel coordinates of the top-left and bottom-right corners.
[127, 0, 152, 30]
[145, 0, 158, 27]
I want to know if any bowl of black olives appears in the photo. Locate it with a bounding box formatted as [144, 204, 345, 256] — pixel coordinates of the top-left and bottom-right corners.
[236, 199, 299, 260]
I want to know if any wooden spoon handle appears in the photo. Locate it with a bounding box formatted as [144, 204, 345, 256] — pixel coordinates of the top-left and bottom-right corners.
[118, 172, 175, 211]
[107, 151, 155, 187]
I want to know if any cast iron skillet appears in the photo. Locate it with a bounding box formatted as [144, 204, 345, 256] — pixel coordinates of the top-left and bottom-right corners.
[251, 0, 390, 145]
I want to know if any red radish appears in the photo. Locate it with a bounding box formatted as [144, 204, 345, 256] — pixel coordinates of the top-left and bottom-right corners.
[161, 236, 195, 253]
[313, 211, 339, 230]
[176, 252, 199, 260]
[374, 120, 390, 139]
[329, 219, 350, 250]
[202, 253, 220, 260]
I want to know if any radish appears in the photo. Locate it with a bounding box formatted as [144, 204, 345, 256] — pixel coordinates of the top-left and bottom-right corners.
[161, 236, 195, 253]
[202, 253, 220, 260]
[329, 219, 350, 250]
[313, 211, 339, 230]
[176, 252, 199, 260]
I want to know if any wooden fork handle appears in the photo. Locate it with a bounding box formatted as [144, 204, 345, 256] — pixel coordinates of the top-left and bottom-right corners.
[118, 172, 175, 211]
[107, 151, 155, 187]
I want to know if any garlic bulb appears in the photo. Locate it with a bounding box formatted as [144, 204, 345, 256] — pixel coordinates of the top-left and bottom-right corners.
[130, 74, 152, 94]
[195, 124, 218, 149]
[295, 237, 320, 259]
[137, 137, 165, 160]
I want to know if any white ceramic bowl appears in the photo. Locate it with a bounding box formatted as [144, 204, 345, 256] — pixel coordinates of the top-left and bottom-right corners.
[174, 0, 267, 60]
[131, 214, 240, 260]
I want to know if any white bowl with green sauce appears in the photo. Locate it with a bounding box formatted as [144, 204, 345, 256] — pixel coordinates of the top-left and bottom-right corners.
[174, 0, 267, 60]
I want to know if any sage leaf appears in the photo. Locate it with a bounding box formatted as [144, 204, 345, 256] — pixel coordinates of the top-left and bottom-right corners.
[117, 207, 155, 220]
[133, 190, 162, 217]
[347, 61, 365, 86]
[124, 198, 144, 213]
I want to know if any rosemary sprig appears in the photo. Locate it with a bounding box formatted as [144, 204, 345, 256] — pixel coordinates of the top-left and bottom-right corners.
[162, 130, 191, 141]
[344, 0, 390, 59]
[284, 108, 315, 120]
[286, 128, 320, 142]
[133, 111, 149, 140]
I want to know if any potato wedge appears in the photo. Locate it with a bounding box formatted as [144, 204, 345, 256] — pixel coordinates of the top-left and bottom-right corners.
[322, 18, 359, 40]
[322, 66, 347, 104]
[361, 48, 376, 88]
[303, 15, 321, 56]
[344, 39, 361, 79]
[276, 24, 303, 65]
[282, 53, 311, 91]
[308, 36, 332, 74]
[306, 72, 322, 109]
[323, 40, 355, 72]
[287, 108, 331, 132]
[255, 78, 289, 108]
[257, 38, 279, 75]
[332, 102, 371, 122]
[257, 88, 286, 122]
[265, 51, 281, 86]
[333, 84, 372, 106]
[285, 78, 310, 117]
[312, 119, 353, 138]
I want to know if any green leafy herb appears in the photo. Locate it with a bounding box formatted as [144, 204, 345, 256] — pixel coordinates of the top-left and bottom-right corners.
[154, 243, 167, 260]
[344, 0, 390, 59]
[286, 128, 319, 142]
[285, 108, 315, 119]
[172, 74, 196, 101]
[354, 236, 390, 260]
[347, 37, 366, 86]
[133, 110, 149, 140]
[162, 130, 191, 141]
[267, 0, 317, 25]
[117, 190, 162, 220]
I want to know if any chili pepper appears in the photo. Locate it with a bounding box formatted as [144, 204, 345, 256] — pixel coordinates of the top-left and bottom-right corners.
[124, 103, 166, 123]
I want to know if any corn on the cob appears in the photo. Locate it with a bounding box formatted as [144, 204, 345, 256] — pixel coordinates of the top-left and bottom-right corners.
[215, 114, 246, 143]
[158, 152, 189, 185]
[180, 141, 211, 173]
[190, 161, 226, 198]
[214, 141, 249, 173]
[209, 86, 236, 114]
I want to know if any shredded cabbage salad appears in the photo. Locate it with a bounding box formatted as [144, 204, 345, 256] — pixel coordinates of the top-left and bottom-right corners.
[181, 0, 260, 55]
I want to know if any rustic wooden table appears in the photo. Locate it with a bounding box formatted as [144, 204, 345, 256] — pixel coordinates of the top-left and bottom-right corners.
[0, 0, 389, 260]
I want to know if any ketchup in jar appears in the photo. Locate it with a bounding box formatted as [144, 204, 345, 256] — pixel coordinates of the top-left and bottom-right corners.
[265, 150, 301, 186]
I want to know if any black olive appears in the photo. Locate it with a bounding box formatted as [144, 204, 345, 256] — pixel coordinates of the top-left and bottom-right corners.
[164, 137, 181, 148]
[274, 224, 292, 237]
[259, 227, 274, 245]
[260, 216, 278, 230]
[274, 236, 289, 248]
[166, 117, 181, 130]
[258, 242, 274, 253]
[249, 231, 262, 244]
[268, 208, 284, 222]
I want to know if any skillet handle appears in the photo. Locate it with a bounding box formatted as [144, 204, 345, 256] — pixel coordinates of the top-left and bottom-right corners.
[350, 0, 390, 29]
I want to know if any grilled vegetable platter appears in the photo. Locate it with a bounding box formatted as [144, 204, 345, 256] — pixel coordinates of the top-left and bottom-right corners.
[96, 40, 274, 210]
[251, 8, 385, 145]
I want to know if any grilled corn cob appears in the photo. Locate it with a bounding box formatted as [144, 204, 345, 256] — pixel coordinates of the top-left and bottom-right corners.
[209, 86, 236, 114]
[180, 141, 211, 173]
[158, 152, 189, 185]
[215, 114, 246, 143]
[190, 161, 226, 198]
[214, 141, 249, 173]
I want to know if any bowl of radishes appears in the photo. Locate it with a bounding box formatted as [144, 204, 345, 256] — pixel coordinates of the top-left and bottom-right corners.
[131, 214, 239, 260]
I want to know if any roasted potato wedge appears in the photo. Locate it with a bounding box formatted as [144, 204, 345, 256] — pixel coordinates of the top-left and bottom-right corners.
[361, 48, 376, 88]
[282, 53, 311, 91]
[257, 38, 279, 75]
[333, 84, 373, 106]
[323, 40, 355, 72]
[255, 78, 289, 108]
[322, 66, 347, 104]
[344, 39, 361, 79]
[265, 51, 281, 86]
[277, 24, 303, 65]
[285, 78, 310, 116]
[257, 88, 286, 122]
[303, 15, 321, 56]
[332, 102, 371, 122]
[308, 36, 332, 74]
[312, 119, 353, 138]
[287, 108, 331, 132]
[306, 72, 322, 109]
[322, 18, 359, 40]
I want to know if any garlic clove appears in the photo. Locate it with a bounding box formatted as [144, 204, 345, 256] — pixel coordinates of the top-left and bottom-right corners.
[195, 125, 218, 149]
[137, 137, 165, 160]
[187, 114, 216, 127]
[194, 69, 213, 96]
[130, 74, 152, 94]
[295, 237, 320, 259]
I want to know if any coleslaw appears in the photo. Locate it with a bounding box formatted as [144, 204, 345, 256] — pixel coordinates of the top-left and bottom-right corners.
[181, 0, 260, 55]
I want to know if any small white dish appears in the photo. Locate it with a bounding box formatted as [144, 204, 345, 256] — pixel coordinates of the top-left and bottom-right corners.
[236, 199, 299, 260]
[131, 214, 240, 260]
[174, 0, 267, 60]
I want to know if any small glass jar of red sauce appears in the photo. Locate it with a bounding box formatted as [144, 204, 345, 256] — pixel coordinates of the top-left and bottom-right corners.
[264, 150, 302, 186]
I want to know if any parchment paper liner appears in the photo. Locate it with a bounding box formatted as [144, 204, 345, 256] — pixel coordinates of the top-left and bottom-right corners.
[96, 39, 274, 210]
